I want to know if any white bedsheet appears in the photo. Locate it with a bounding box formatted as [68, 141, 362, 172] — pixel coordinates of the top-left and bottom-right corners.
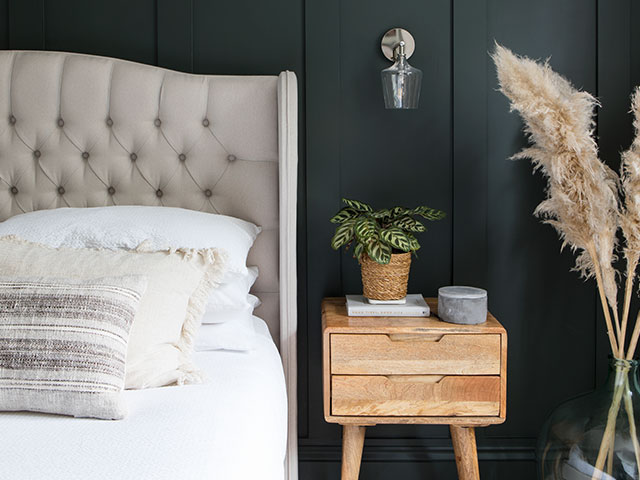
[0, 318, 287, 480]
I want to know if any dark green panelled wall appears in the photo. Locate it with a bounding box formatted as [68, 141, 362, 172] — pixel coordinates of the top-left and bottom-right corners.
[3, 1, 640, 478]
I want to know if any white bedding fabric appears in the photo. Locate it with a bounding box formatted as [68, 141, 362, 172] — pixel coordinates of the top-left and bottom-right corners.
[0, 317, 287, 480]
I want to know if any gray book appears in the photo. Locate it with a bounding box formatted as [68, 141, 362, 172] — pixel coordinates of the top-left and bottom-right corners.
[346, 294, 430, 317]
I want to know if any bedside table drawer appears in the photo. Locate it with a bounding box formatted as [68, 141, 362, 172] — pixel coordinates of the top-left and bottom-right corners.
[331, 333, 501, 375]
[331, 375, 501, 417]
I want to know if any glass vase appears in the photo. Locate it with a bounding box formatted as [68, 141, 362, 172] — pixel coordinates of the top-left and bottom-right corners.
[538, 357, 640, 479]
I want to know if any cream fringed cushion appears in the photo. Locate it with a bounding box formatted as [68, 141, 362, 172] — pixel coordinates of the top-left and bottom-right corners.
[0, 236, 226, 389]
[0, 276, 146, 419]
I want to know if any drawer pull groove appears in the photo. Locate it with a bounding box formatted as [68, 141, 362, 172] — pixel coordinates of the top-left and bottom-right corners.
[387, 333, 444, 342]
[385, 375, 445, 384]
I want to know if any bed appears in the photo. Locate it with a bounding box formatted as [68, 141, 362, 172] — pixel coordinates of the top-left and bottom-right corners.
[0, 51, 298, 480]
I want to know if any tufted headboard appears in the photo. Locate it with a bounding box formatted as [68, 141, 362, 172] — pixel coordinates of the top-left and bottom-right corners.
[0, 50, 298, 479]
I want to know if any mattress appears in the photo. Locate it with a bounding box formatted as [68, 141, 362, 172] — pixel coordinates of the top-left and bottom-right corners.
[0, 317, 287, 480]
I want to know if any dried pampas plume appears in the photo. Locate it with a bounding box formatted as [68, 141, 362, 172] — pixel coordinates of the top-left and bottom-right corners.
[493, 43, 621, 353]
[494, 43, 640, 478]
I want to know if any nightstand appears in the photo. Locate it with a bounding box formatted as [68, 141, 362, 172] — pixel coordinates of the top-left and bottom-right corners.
[322, 297, 507, 480]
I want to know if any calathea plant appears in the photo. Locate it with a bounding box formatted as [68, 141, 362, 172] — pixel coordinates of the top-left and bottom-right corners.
[330, 198, 445, 264]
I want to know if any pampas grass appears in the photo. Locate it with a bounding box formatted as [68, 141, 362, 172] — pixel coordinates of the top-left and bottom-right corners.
[493, 44, 621, 356]
[493, 44, 640, 479]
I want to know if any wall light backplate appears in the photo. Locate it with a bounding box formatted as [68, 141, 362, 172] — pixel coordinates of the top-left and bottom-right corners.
[381, 28, 415, 61]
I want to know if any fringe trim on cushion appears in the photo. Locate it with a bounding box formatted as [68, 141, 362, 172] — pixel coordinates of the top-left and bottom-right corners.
[172, 246, 227, 386]
[0, 235, 229, 387]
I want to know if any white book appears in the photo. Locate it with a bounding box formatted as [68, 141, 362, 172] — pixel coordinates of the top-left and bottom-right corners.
[346, 294, 430, 317]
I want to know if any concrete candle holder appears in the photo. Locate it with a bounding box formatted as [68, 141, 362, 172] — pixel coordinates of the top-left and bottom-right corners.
[437, 286, 488, 325]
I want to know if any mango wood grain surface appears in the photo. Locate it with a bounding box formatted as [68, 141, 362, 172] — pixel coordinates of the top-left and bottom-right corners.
[332, 375, 501, 417]
[331, 333, 501, 375]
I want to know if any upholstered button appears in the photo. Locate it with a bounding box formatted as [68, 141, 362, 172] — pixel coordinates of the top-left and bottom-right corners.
[178, 153, 186, 162]
[82, 152, 90, 160]
[10, 186, 18, 195]
[106, 118, 113, 127]
[156, 189, 163, 198]
[57, 118, 64, 127]
[107, 186, 115, 195]
[204, 189, 212, 197]
[33, 150, 41, 158]
[227, 154, 237, 162]
[8, 115, 15, 125]
[130, 153, 137, 161]
[202, 118, 210, 127]
[57, 186, 65, 195]
[154, 118, 161, 127]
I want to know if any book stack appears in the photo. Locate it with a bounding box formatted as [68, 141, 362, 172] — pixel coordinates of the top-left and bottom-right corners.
[345, 294, 430, 317]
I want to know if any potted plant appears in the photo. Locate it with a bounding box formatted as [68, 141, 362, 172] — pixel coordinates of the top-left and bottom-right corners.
[329, 198, 445, 301]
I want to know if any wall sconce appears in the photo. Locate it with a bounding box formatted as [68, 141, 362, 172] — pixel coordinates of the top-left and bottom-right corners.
[380, 28, 422, 109]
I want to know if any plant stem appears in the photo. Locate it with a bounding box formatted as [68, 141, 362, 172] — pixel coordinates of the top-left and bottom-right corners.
[589, 243, 621, 357]
[591, 367, 625, 480]
[627, 310, 640, 360]
[623, 374, 640, 473]
[621, 255, 638, 356]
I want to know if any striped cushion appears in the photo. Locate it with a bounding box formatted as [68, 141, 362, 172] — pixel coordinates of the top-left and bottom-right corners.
[0, 276, 146, 419]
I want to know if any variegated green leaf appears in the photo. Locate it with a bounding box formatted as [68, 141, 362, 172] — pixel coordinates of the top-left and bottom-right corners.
[330, 207, 358, 224]
[390, 206, 410, 218]
[393, 216, 426, 232]
[380, 227, 412, 252]
[355, 217, 377, 241]
[406, 233, 421, 251]
[412, 206, 446, 221]
[342, 198, 373, 212]
[330, 219, 355, 250]
[371, 208, 392, 219]
[366, 239, 391, 264]
[353, 242, 364, 261]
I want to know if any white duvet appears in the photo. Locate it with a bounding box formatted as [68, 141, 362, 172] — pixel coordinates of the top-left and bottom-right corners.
[0, 318, 287, 480]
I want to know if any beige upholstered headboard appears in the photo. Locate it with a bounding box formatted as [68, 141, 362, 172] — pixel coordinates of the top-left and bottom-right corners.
[0, 50, 298, 480]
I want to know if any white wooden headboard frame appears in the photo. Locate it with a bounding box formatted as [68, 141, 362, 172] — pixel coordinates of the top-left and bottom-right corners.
[0, 51, 298, 480]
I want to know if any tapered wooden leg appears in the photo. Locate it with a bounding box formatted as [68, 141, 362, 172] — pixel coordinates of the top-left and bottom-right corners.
[341, 425, 366, 480]
[450, 425, 480, 480]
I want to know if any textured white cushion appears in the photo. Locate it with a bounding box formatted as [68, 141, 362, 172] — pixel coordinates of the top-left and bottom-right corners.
[0, 236, 225, 389]
[0, 275, 147, 419]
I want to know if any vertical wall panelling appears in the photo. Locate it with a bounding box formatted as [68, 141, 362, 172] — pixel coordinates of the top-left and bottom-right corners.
[192, 0, 303, 75]
[8, 0, 44, 50]
[452, 0, 488, 290]
[486, 0, 597, 454]
[303, 0, 342, 444]
[0, 0, 8, 49]
[596, 0, 634, 384]
[157, 0, 193, 72]
[42, 0, 157, 64]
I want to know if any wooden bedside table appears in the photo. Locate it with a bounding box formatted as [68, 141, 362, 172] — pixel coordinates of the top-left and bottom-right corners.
[322, 297, 507, 480]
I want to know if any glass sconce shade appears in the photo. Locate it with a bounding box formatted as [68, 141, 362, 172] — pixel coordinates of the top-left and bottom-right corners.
[381, 52, 422, 109]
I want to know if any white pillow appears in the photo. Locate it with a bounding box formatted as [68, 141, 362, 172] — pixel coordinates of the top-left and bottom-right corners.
[0, 206, 260, 275]
[195, 315, 259, 352]
[204, 267, 261, 324]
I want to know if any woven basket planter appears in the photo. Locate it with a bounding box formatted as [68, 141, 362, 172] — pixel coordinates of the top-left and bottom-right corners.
[360, 252, 412, 301]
